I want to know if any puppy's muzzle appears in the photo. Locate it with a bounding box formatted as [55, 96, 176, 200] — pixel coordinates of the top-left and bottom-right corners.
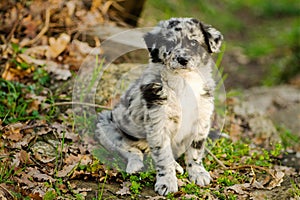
[176, 56, 188, 66]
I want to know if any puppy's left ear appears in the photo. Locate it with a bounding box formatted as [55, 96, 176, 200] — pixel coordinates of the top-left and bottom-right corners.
[144, 28, 163, 63]
[144, 32, 156, 53]
[201, 23, 223, 53]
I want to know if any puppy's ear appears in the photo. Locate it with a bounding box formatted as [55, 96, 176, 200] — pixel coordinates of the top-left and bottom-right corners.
[144, 32, 156, 53]
[201, 23, 223, 53]
[144, 30, 162, 63]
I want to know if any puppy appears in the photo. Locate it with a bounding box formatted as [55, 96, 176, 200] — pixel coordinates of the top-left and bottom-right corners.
[95, 17, 223, 196]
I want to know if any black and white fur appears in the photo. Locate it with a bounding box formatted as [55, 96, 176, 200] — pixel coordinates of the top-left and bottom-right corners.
[95, 17, 223, 196]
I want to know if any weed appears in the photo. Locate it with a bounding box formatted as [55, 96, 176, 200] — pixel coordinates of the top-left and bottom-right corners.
[44, 190, 57, 200]
[0, 79, 41, 125]
[54, 131, 66, 176]
[99, 172, 108, 199]
[278, 126, 300, 149]
[33, 67, 50, 86]
[207, 137, 284, 168]
[0, 155, 15, 184]
[288, 179, 300, 197]
[129, 175, 142, 194]
[181, 182, 201, 195]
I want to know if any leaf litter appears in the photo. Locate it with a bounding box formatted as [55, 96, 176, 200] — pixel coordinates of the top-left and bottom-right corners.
[0, 0, 299, 199]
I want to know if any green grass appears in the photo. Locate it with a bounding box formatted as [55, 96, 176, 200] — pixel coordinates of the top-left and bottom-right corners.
[0, 79, 41, 125]
[0, 155, 16, 184]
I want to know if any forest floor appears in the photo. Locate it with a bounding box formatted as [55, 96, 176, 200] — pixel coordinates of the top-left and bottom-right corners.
[0, 0, 300, 199]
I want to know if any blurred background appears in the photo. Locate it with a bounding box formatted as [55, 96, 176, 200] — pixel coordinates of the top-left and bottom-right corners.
[0, 1, 300, 199]
[140, 0, 300, 89]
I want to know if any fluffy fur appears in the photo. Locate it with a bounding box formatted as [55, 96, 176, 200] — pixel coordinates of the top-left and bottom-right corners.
[95, 17, 223, 196]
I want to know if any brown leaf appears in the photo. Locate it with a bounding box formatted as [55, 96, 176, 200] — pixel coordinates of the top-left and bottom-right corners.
[265, 170, 284, 189]
[56, 164, 77, 178]
[3, 123, 24, 142]
[18, 54, 71, 80]
[0, 183, 13, 200]
[22, 15, 41, 38]
[27, 167, 56, 182]
[46, 33, 70, 58]
[227, 183, 251, 195]
[28, 192, 43, 200]
[116, 182, 131, 196]
[15, 173, 37, 188]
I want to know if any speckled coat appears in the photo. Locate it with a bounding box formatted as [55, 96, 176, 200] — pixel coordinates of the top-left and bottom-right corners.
[95, 17, 223, 196]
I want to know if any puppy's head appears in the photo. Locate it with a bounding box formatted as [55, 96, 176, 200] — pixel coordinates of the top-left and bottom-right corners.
[144, 18, 223, 70]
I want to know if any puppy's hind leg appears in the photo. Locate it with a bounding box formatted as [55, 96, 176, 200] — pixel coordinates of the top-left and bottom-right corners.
[95, 111, 144, 173]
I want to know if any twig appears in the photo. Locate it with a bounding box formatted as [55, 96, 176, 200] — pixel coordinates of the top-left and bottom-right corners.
[0, 184, 14, 199]
[205, 147, 228, 169]
[228, 165, 276, 179]
[3, 4, 24, 51]
[20, 124, 48, 131]
[20, 8, 51, 47]
[45, 101, 112, 110]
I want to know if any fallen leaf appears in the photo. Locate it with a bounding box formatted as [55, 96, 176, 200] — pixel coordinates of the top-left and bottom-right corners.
[15, 173, 37, 188]
[265, 170, 284, 189]
[116, 182, 131, 196]
[18, 54, 72, 80]
[147, 196, 166, 200]
[72, 40, 102, 55]
[56, 164, 77, 177]
[3, 123, 24, 142]
[0, 183, 13, 200]
[23, 14, 41, 38]
[30, 141, 57, 163]
[227, 183, 250, 195]
[27, 167, 56, 182]
[46, 33, 71, 58]
[64, 154, 81, 165]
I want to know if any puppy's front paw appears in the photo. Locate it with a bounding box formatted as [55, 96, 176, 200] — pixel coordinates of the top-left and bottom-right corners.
[155, 173, 178, 196]
[126, 158, 144, 174]
[187, 164, 211, 186]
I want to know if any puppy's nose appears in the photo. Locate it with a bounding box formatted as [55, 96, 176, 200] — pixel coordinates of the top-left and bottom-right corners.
[177, 57, 188, 66]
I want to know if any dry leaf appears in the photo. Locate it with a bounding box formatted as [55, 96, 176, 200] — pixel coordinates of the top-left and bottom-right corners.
[265, 170, 284, 189]
[15, 173, 37, 188]
[147, 196, 166, 200]
[3, 123, 24, 142]
[72, 40, 102, 55]
[116, 182, 131, 196]
[227, 183, 250, 195]
[46, 33, 71, 58]
[18, 54, 71, 80]
[27, 167, 56, 182]
[56, 164, 77, 177]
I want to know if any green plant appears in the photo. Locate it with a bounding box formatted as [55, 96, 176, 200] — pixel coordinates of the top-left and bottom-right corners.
[129, 175, 142, 194]
[181, 182, 201, 195]
[54, 131, 66, 176]
[0, 155, 15, 184]
[288, 179, 300, 197]
[98, 172, 108, 200]
[0, 79, 41, 125]
[44, 190, 57, 200]
[33, 67, 50, 86]
[278, 126, 300, 149]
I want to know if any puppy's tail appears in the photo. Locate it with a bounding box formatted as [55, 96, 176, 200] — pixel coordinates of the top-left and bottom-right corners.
[95, 110, 119, 151]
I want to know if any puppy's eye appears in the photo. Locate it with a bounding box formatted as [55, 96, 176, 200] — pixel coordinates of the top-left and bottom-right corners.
[190, 39, 198, 46]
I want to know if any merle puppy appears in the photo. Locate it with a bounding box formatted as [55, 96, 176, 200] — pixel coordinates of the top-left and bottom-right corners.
[95, 17, 223, 195]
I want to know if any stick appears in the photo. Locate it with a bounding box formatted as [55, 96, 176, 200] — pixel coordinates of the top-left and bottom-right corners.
[20, 8, 51, 47]
[228, 165, 276, 179]
[45, 101, 112, 110]
[205, 147, 228, 169]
